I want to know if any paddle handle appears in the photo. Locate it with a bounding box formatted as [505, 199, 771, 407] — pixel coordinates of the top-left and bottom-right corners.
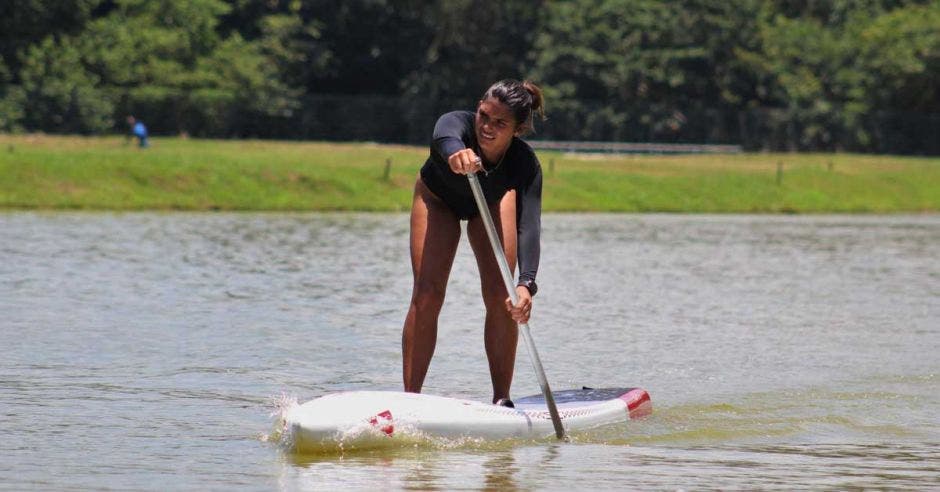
[467, 171, 567, 441]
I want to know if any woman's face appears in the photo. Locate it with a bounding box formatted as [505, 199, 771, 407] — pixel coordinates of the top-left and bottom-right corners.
[475, 98, 519, 158]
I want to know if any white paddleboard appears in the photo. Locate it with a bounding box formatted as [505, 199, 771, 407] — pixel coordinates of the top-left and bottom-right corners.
[284, 387, 651, 452]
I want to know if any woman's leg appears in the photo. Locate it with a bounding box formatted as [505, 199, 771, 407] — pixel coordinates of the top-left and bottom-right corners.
[402, 178, 461, 393]
[467, 190, 519, 403]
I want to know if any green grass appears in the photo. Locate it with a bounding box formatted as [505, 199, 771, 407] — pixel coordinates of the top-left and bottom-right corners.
[1, 134, 938, 213]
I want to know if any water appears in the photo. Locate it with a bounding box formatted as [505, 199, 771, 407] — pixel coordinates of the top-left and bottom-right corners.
[2, 212, 937, 490]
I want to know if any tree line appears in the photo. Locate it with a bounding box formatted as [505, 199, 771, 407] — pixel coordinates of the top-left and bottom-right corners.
[1, 0, 937, 153]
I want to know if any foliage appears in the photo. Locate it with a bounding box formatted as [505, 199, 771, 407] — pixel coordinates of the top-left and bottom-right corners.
[17, 37, 114, 134]
[858, 1, 940, 112]
[533, 0, 765, 142]
[0, 0, 937, 153]
[0, 59, 24, 131]
[0, 0, 99, 77]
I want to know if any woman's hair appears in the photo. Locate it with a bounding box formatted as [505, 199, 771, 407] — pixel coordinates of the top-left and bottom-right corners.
[481, 79, 545, 135]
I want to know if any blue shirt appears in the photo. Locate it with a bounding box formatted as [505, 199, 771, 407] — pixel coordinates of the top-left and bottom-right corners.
[133, 122, 147, 138]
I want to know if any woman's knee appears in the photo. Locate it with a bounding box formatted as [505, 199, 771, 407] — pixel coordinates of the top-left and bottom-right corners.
[411, 279, 447, 312]
[479, 283, 510, 312]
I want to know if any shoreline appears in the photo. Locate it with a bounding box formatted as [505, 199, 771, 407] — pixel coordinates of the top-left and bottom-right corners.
[2, 134, 937, 213]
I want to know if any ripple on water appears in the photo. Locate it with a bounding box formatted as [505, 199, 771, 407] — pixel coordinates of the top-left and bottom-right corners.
[2, 212, 938, 490]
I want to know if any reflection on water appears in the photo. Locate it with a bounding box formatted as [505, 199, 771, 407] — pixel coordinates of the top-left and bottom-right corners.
[281, 445, 562, 490]
[1, 212, 938, 490]
[277, 440, 940, 490]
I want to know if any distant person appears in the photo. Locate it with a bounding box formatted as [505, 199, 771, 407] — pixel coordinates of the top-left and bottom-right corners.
[402, 79, 545, 408]
[126, 115, 149, 148]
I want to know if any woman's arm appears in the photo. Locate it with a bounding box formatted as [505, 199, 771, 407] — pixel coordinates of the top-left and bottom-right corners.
[432, 112, 472, 164]
[515, 162, 542, 288]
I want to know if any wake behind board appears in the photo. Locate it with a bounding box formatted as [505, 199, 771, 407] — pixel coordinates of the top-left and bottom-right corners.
[284, 387, 651, 453]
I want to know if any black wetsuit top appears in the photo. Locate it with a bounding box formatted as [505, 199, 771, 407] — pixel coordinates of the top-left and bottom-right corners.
[419, 110, 543, 285]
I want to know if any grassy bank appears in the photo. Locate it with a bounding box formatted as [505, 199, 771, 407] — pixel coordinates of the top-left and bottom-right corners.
[1, 134, 937, 213]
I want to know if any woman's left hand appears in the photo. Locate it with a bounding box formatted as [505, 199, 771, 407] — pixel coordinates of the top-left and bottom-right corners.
[505, 286, 533, 324]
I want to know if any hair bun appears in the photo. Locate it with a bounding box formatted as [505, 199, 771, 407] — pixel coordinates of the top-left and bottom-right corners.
[522, 80, 546, 121]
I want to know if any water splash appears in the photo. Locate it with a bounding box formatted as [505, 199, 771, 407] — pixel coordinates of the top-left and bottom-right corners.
[261, 392, 299, 447]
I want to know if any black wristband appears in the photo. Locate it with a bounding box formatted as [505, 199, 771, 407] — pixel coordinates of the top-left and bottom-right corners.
[517, 278, 538, 296]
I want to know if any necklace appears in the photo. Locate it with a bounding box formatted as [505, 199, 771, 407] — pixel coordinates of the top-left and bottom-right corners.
[478, 144, 509, 177]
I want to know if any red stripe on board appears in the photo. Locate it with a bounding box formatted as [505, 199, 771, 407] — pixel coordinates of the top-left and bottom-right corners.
[368, 409, 395, 436]
[619, 389, 652, 419]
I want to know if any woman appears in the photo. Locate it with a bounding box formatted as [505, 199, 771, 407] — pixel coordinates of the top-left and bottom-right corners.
[402, 79, 545, 407]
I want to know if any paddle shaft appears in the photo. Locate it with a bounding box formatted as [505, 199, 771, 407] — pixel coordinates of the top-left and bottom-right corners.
[466, 171, 567, 441]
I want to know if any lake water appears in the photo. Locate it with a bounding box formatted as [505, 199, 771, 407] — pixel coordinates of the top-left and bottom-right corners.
[2, 212, 937, 490]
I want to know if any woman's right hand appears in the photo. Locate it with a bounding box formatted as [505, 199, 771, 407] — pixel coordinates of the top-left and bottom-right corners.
[447, 149, 483, 175]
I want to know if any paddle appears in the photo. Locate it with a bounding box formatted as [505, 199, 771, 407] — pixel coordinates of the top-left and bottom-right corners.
[466, 169, 567, 441]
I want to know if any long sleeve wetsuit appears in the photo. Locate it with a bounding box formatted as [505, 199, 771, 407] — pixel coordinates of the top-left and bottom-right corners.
[419, 111, 543, 285]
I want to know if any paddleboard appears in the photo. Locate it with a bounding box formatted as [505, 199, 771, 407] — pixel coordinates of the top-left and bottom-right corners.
[284, 387, 651, 452]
